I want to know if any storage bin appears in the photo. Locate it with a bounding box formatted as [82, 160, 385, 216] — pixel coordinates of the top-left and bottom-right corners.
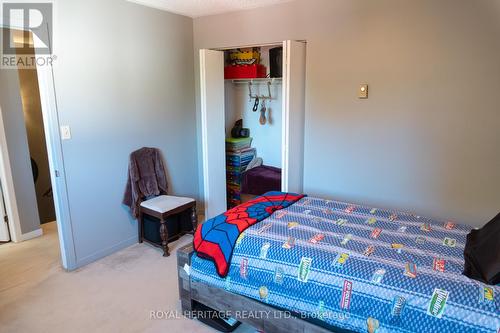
[224, 64, 267, 79]
[143, 210, 193, 244]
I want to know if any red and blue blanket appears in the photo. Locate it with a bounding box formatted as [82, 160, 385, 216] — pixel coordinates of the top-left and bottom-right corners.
[193, 191, 305, 277]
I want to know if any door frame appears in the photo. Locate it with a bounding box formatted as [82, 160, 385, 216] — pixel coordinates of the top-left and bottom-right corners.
[0, 23, 77, 270]
[199, 40, 306, 219]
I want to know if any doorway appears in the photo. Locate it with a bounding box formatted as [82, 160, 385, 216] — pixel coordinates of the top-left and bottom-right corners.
[0, 26, 76, 269]
[18, 57, 57, 226]
[224, 46, 284, 208]
[200, 40, 306, 219]
[0, 29, 55, 242]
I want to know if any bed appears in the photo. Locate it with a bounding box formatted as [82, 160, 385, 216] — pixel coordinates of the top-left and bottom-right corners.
[178, 195, 500, 333]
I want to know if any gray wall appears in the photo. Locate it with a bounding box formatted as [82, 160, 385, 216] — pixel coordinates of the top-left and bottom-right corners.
[0, 47, 41, 235]
[194, 0, 500, 227]
[52, 0, 198, 266]
[18, 66, 56, 224]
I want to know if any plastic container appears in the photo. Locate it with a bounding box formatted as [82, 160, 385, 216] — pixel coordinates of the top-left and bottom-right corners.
[224, 64, 267, 79]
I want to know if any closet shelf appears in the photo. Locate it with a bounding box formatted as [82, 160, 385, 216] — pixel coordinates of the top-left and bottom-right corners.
[228, 78, 282, 85]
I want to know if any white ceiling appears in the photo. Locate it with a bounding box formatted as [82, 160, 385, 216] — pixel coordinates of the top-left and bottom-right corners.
[127, 0, 295, 18]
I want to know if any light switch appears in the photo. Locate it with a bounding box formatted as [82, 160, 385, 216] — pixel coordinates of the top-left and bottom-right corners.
[60, 125, 71, 140]
[359, 84, 368, 99]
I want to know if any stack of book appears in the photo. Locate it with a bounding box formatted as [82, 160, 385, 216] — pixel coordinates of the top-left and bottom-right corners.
[225, 138, 256, 208]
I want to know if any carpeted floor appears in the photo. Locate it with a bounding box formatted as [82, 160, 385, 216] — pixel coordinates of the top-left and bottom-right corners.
[0, 222, 254, 333]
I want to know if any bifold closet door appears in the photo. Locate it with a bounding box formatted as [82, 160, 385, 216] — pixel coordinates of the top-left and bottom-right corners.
[282, 40, 306, 193]
[200, 49, 227, 219]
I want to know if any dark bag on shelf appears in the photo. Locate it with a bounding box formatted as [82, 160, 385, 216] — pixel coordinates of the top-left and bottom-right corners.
[269, 47, 283, 78]
[230, 119, 250, 138]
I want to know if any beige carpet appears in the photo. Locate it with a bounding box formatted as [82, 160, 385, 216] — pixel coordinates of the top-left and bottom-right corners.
[0, 222, 254, 333]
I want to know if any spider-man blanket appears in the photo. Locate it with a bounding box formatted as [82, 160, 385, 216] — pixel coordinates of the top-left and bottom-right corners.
[193, 191, 305, 277]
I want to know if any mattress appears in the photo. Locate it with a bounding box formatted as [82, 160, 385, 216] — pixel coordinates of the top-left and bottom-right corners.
[190, 196, 500, 333]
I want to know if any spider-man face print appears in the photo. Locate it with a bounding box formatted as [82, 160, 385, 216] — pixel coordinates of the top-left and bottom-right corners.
[193, 191, 305, 277]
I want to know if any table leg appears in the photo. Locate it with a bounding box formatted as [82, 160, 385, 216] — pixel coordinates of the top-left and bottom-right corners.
[159, 218, 170, 257]
[138, 212, 144, 243]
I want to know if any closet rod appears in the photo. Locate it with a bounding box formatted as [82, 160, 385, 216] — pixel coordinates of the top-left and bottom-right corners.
[230, 78, 282, 85]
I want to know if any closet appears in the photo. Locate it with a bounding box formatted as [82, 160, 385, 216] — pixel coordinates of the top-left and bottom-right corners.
[200, 40, 306, 219]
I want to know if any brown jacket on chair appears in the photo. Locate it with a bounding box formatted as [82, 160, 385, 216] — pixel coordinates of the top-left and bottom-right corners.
[123, 147, 168, 218]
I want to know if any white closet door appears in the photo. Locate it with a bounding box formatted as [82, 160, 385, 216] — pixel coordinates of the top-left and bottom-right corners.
[200, 49, 227, 219]
[282, 40, 306, 193]
[0, 181, 9, 242]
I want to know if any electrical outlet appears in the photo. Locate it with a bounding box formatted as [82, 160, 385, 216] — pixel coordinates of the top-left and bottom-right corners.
[60, 125, 71, 140]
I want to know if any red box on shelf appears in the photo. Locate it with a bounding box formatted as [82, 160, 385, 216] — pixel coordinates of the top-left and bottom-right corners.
[224, 64, 267, 79]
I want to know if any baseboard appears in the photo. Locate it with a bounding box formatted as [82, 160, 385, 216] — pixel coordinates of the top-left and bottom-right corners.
[19, 228, 43, 241]
[73, 235, 138, 270]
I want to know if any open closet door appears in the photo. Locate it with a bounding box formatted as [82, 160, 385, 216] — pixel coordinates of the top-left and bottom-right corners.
[200, 49, 227, 219]
[282, 40, 306, 193]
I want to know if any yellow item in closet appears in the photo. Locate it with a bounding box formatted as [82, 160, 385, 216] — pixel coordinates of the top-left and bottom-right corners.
[229, 48, 261, 65]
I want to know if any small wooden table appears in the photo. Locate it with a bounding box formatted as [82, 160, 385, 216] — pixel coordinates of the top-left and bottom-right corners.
[139, 195, 197, 256]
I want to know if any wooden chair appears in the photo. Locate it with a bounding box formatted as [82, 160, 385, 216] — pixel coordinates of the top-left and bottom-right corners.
[139, 195, 197, 256]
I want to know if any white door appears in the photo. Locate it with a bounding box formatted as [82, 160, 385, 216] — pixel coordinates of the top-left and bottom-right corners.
[200, 49, 227, 219]
[282, 40, 306, 193]
[0, 180, 10, 242]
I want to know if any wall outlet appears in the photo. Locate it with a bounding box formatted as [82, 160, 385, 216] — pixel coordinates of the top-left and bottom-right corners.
[60, 125, 71, 140]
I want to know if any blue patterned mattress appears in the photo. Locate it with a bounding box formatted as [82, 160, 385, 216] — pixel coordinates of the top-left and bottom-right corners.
[190, 196, 500, 333]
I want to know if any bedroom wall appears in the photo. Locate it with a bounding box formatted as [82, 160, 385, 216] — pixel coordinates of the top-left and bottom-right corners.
[193, 0, 500, 227]
[52, 0, 197, 267]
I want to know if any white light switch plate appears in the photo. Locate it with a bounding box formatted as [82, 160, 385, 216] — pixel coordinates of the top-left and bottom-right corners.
[60, 125, 71, 140]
